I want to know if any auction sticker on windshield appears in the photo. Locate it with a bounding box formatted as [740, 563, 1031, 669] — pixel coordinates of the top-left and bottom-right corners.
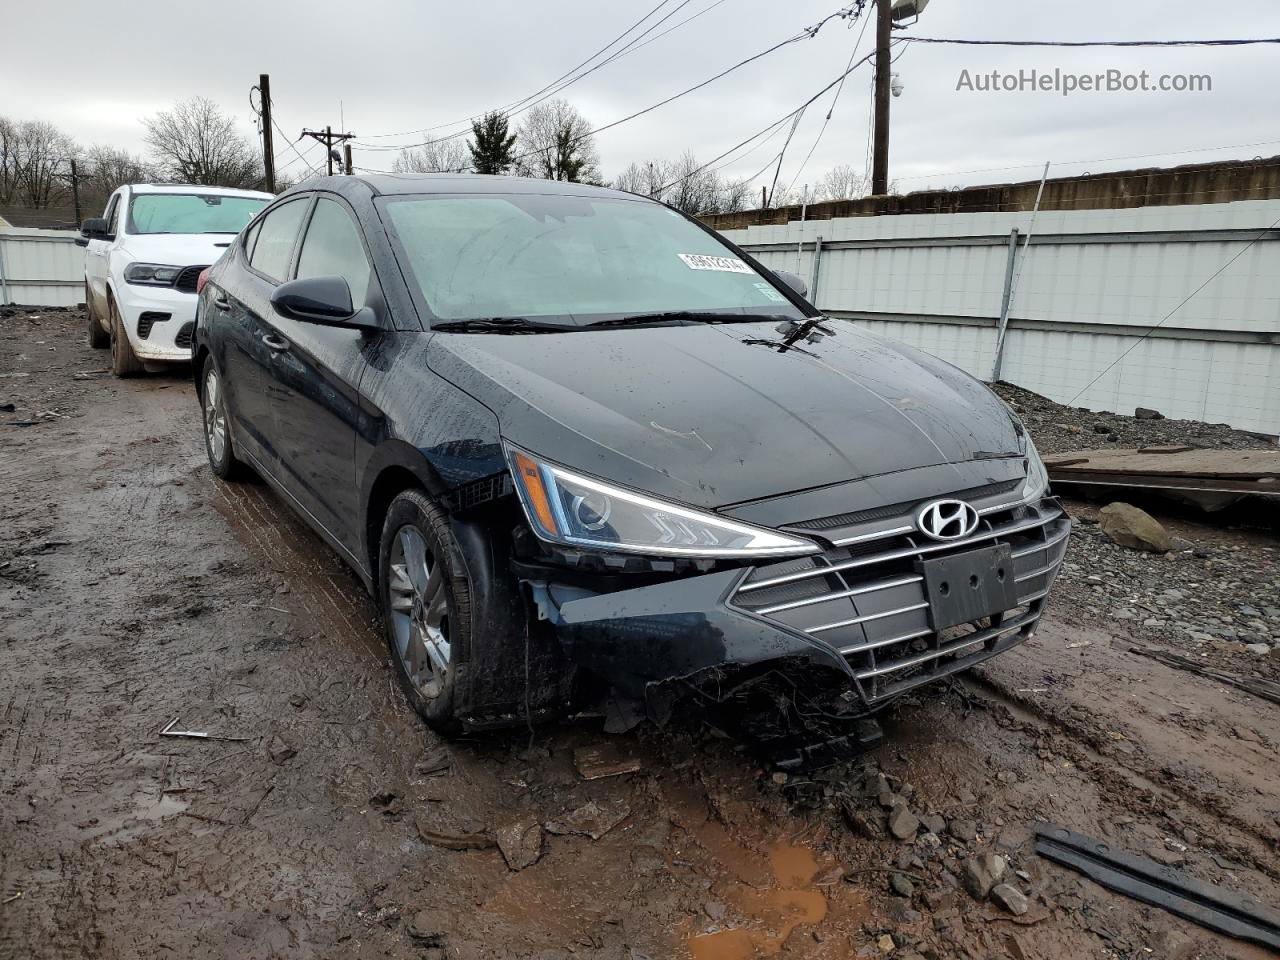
[678, 254, 754, 274]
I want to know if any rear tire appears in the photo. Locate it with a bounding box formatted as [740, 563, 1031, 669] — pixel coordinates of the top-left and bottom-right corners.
[108, 298, 144, 377]
[86, 284, 109, 349]
[200, 356, 246, 480]
[379, 490, 472, 736]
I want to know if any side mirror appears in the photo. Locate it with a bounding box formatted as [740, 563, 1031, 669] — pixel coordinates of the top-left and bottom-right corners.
[774, 269, 808, 299]
[79, 218, 110, 244]
[270, 276, 378, 330]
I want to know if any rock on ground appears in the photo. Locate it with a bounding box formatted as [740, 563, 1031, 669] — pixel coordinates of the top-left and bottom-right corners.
[1099, 502, 1174, 553]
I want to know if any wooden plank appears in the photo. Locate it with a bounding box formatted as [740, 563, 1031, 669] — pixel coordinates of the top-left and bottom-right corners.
[1044, 448, 1280, 481]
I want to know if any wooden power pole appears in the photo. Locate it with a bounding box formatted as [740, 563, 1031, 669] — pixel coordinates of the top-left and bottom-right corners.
[871, 0, 892, 196]
[259, 74, 276, 193]
[302, 126, 356, 177]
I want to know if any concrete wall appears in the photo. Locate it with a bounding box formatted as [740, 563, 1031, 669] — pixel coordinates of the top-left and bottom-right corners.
[0, 228, 83, 308]
[720, 199, 1280, 436]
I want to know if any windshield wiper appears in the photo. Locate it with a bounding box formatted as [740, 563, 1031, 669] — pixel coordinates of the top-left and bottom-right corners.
[432, 317, 572, 334]
[586, 311, 792, 329]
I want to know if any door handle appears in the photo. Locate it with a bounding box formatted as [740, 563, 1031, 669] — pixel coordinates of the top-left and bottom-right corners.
[262, 334, 290, 352]
[213, 296, 230, 310]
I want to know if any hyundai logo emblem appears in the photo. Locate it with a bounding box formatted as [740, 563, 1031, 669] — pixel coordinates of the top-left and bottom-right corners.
[916, 499, 980, 542]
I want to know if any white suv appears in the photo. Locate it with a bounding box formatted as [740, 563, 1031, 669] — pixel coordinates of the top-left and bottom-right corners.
[79, 183, 272, 375]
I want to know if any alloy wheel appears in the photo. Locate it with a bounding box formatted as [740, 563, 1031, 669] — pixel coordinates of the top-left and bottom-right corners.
[388, 524, 451, 698]
[204, 369, 227, 464]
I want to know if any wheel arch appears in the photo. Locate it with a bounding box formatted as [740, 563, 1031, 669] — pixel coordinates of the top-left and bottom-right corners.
[361, 441, 451, 581]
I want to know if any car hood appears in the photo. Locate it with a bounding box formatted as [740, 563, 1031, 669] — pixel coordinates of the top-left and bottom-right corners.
[427, 319, 1025, 511]
[117, 233, 237, 268]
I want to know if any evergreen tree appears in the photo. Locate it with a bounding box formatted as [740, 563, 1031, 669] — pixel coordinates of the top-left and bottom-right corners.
[468, 111, 517, 175]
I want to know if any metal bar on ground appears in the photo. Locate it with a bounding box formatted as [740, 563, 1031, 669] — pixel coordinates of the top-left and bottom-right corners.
[1034, 823, 1280, 950]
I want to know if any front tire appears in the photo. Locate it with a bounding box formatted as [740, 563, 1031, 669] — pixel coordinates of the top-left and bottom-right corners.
[201, 356, 245, 480]
[86, 283, 109, 348]
[108, 298, 144, 377]
[379, 491, 472, 735]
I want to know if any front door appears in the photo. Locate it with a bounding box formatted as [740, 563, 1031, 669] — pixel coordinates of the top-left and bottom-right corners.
[266, 195, 376, 558]
[85, 191, 121, 313]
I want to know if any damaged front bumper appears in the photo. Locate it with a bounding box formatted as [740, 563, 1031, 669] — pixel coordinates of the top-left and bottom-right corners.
[529, 496, 1070, 714]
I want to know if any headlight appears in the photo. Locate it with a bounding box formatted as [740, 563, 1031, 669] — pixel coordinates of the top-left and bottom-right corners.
[125, 262, 183, 286]
[505, 444, 819, 558]
[1021, 440, 1049, 501]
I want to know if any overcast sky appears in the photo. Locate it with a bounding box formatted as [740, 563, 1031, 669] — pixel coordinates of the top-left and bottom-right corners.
[6, 0, 1280, 194]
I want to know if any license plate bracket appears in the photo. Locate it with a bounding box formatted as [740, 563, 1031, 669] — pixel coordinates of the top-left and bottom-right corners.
[916, 543, 1018, 630]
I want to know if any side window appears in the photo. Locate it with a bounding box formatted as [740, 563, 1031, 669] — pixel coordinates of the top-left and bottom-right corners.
[249, 198, 308, 283]
[295, 198, 372, 306]
[104, 194, 120, 235]
[242, 218, 263, 261]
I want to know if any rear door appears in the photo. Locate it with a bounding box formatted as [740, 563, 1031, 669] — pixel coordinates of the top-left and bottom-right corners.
[216, 195, 310, 470]
[266, 194, 377, 557]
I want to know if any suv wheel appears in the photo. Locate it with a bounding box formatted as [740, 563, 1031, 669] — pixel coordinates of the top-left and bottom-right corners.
[86, 284, 108, 348]
[379, 490, 472, 735]
[201, 357, 244, 480]
[108, 298, 144, 377]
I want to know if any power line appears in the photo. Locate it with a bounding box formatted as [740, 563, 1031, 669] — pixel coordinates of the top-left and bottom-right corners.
[364, 2, 861, 156]
[508, 4, 865, 169]
[272, 116, 322, 177]
[901, 36, 1280, 48]
[654, 45, 880, 196]
[1066, 211, 1280, 404]
[783, 3, 875, 198]
[355, 0, 710, 148]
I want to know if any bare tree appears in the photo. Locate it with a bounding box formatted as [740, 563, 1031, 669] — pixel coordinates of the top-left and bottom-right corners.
[143, 97, 263, 188]
[663, 151, 725, 215]
[514, 100, 600, 183]
[0, 120, 77, 207]
[612, 159, 674, 198]
[817, 163, 869, 202]
[82, 145, 153, 211]
[391, 138, 471, 174]
[0, 117, 18, 204]
[717, 177, 754, 213]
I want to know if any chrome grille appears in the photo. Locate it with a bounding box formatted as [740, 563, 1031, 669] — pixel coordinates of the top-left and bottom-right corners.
[731, 498, 1070, 707]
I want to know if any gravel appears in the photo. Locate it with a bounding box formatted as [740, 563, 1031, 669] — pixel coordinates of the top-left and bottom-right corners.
[993, 383, 1277, 456]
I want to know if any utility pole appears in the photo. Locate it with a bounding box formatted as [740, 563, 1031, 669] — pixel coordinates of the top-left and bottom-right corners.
[343, 142, 354, 176]
[871, 0, 892, 195]
[259, 74, 276, 193]
[68, 159, 85, 224]
[57, 159, 91, 224]
[302, 126, 356, 177]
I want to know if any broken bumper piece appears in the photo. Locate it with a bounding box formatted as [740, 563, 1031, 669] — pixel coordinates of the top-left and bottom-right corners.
[537, 497, 1069, 712]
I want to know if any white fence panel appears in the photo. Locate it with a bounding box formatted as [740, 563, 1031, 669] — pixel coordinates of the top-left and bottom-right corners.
[722, 199, 1280, 436]
[0, 228, 84, 308]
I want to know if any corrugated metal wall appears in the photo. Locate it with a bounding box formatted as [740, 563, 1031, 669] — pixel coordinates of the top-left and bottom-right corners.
[0, 228, 83, 308]
[721, 199, 1280, 436]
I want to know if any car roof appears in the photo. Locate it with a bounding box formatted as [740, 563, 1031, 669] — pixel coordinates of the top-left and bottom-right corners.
[288, 173, 643, 203]
[128, 183, 275, 200]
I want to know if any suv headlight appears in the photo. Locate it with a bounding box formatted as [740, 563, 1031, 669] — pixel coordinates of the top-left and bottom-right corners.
[1021, 439, 1049, 502]
[125, 262, 183, 286]
[505, 444, 819, 558]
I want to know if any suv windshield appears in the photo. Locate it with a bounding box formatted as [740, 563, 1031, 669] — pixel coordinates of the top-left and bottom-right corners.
[383, 193, 806, 327]
[128, 193, 268, 235]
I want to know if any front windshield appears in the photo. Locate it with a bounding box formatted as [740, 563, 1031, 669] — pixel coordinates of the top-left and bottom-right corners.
[383, 193, 806, 326]
[128, 193, 268, 235]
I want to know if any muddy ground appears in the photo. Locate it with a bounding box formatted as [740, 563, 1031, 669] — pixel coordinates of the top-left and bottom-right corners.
[2, 310, 1278, 960]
